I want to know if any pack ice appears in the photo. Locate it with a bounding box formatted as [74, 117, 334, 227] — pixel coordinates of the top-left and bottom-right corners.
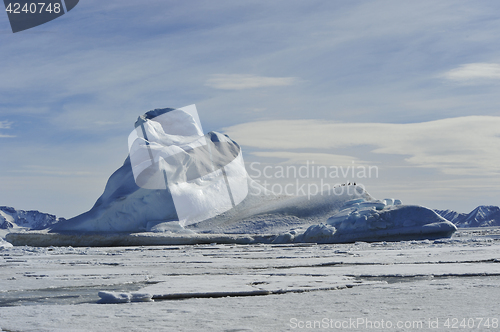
[5, 108, 457, 246]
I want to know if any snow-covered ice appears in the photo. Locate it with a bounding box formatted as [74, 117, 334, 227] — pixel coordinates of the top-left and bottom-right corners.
[1, 228, 499, 331]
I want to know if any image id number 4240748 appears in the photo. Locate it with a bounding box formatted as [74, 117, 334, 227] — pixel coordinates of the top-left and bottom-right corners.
[443, 318, 499, 329]
[5, 2, 61, 14]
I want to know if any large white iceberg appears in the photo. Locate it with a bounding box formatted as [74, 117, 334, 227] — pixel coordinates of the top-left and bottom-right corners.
[5, 107, 457, 246]
[51, 107, 250, 233]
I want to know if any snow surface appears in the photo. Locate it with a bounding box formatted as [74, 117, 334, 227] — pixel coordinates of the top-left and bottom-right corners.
[1, 228, 500, 331]
[0, 230, 12, 249]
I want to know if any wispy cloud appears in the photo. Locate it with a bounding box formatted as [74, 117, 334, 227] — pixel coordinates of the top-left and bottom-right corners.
[0, 120, 12, 129]
[0, 120, 14, 138]
[223, 116, 500, 175]
[206, 74, 297, 90]
[442, 63, 500, 82]
[251, 151, 369, 166]
[10, 165, 93, 177]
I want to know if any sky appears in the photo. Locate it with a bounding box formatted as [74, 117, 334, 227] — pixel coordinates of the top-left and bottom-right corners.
[1, 0, 499, 218]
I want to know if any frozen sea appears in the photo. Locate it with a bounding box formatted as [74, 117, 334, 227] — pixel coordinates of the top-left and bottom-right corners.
[1, 227, 500, 332]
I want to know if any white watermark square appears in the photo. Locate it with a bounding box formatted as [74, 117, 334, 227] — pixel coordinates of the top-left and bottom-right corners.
[127, 105, 248, 226]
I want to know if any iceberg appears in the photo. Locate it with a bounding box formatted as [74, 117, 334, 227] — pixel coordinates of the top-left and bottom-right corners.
[321, 202, 457, 243]
[6, 186, 456, 246]
[50, 106, 249, 233]
[5, 106, 457, 246]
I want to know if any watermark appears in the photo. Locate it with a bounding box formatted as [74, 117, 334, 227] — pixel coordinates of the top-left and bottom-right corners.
[248, 161, 378, 199]
[250, 178, 366, 200]
[289, 317, 499, 329]
[4, 0, 79, 33]
[249, 161, 378, 180]
[127, 105, 248, 226]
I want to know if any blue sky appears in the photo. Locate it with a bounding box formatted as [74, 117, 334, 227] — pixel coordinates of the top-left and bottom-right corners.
[1, 0, 499, 217]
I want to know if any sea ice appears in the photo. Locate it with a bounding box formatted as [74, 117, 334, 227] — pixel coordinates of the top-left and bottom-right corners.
[1, 233, 499, 331]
